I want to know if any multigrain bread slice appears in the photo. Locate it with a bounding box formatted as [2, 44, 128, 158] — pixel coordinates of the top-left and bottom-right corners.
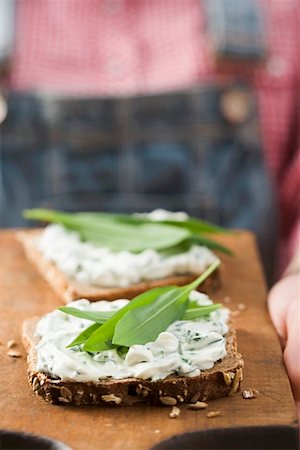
[22, 317, 243, 407]
[17, 229, 221, 303]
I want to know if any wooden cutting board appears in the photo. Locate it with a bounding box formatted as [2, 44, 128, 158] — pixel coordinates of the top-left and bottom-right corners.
[0, 230, 298, 450]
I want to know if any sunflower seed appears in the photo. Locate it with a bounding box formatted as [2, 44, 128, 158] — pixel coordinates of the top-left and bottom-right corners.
[206, 411, 221, 418]
[160, 396, 177, 406]
[188, 401, 208, 410]
[101, 394, 122, 404]
[32, 377, 40, 392]
[7, 350, 21, 358]
[60, 386, 72, 402]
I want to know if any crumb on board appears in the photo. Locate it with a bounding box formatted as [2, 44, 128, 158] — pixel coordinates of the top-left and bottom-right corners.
[237, 303, 246, 312]
[242, 389, 259, 399]
[169, 406, 181, 419]
[7, 340, 17, 348]
[206, 411, 221, 418]
[188, 401, 208, 410]
[7, 350, 21, 358]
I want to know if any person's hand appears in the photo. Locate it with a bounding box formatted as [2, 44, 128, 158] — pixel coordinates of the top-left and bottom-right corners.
[268, 270, 300, 420]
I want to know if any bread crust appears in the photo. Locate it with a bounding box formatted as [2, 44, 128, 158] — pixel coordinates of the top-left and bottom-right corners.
[17, 230, 221, 303]
[22, 317, 243, 407]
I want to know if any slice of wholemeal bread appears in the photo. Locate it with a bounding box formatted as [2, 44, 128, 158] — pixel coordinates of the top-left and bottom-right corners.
[18, 230, 221, 303]
[22, 316, 243, 407]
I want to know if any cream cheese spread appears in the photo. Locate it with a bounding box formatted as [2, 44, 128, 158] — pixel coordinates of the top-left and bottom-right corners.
[134, 209, 189, 222]
[36, 210, 219, 288]
[35, 291, 229, 382]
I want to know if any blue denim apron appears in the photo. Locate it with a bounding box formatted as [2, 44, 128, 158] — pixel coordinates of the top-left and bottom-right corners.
[0, 81, 277, 284]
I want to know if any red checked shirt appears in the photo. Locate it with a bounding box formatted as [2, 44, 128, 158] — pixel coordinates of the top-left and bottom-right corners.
[10, 0, 300, 275]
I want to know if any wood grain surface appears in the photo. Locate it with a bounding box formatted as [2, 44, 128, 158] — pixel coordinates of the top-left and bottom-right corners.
[0, 230, 298, 450]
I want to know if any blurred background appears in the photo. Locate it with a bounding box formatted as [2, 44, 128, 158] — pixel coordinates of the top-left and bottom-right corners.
[0, 0, 299, 284]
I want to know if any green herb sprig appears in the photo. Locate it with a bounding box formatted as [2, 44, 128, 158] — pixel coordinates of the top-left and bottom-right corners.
[23, 208, 232, 255]
[59, 260, 222, 351]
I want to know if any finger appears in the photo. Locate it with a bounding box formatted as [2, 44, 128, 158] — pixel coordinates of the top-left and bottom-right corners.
[283, 304, 300, 401]
[268, 282, 289, 345]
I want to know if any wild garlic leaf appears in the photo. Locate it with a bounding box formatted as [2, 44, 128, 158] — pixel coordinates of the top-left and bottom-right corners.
[82, 286, 174, 352]
[23, 208, 232, 255]
[112, 287, 188, 347]
[61, 261, 220, 350]
[153, 218, 229, 234]
[113, 296, 187, 347]
[112, 214, 228, 234]
[66, 323, 100, 348]
[191, 235, 233, 256]
[186, 299, 202, 309]
[59, 306, 113, 324]
[23, 209, 190, 252]
[112, 260, 220, 347]
[183, 303, 222, 320]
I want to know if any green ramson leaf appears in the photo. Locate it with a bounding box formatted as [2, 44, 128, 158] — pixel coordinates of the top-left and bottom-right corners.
[183, 303, 222, 320]
[186, 299, 201, 309]
[59, 261, 221, 349]
[23, 209, 190, 252]
[82, 286, 174, 352]
[109, 213, 228, 234]
[112, 260, 220, 347]
[191, 235, 234, 256]
[23, 208, 232, 255]
[112, 288, 188, 347]
[59, 306, 113, 324]
[66, 323, 100, 348]
[154, 218, 229, 234]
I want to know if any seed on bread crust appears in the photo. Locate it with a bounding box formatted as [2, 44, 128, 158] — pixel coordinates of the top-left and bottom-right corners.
[101, 394, 122, 405]
[32, 377, 41, 392]
[230, 368, 243, 395]
[136, 384, 150, 397]
[160, 396, 177, 406]
[223, 372, 233, 386]
[190, 391, 201, 403]
[58, 396, 70, 404]
[169, 406, 181, 418]
[188, 401, 208, 410]
[60, 386, 72, 402]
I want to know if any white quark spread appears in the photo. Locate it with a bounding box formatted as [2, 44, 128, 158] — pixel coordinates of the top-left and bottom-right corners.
[134, 209, 189, 222]
[36, 209, 219, 288]
[35, 291, 229, 382]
